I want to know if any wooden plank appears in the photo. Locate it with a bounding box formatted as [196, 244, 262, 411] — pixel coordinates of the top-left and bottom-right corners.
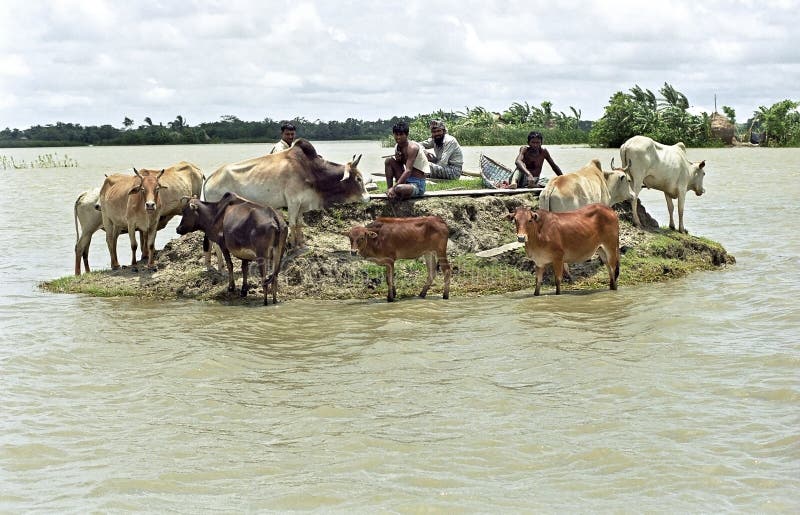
[369, 187, 541, 200]
[475, 241, 525, 258]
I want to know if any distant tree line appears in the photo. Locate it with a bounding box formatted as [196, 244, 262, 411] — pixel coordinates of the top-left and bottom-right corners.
[1, 85, 797, 148]
[588, 82, 800, 148]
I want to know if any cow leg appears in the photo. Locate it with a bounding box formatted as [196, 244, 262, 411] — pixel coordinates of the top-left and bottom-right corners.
[240, 259, 250, 298]
[630, 179, 643, 227]
[562, 263, 573, 283]
[145, 229, 157, 269]
[385, 263, 395, 302]
[598, 246, 618, 290]
[222, 248, 236, 292]
[664, 193, 676, 231]
[419, 253, 436, 298]
[552, 259, 564, 295]
[533, 263, 544, 296]
[440, 255, 451, 300]
[256, 256, 269, 305]
[677, 191, 687, 233]
[126, 226, 139, 268]
[106, 226, 121, 270]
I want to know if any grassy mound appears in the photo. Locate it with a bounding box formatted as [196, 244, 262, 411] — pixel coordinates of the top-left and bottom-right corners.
[43, 193, 735, 304]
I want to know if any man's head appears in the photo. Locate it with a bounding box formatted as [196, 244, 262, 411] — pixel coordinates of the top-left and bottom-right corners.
[280, 122, 296, 145]
[527, 131, 543, 149]
[392, 121, 410, 145]
[429, 120, 446, 145]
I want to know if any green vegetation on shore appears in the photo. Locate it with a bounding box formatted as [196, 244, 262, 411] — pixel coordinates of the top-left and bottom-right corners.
[4, 83, 798, 149]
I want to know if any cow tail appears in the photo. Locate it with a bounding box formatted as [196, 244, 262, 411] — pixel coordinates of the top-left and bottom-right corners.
[620, 145, 629, 169]
[74, 193, 81, 242]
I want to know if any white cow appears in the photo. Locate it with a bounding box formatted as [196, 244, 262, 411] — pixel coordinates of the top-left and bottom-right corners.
[620, 135, 706, 233]
[74, 187, 103, 275]
[539, 159, 633, 212]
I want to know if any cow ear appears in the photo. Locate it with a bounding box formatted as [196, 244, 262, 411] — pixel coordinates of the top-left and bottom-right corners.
[340, 231, 351, 237]
[532, 212, 541, 222]
[367, 231, 378, 239]
[180, 196, 190, 206]
[128, 187, 140, 195]
[698, 160, 706, 169]
[503, 212, 515, 221]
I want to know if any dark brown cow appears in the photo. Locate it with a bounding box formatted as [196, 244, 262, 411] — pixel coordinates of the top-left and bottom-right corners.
[176, 193, 288, 305]
[506, 204, 620, 296]
[204, 139, 370, 248]
[97, 169, 165, 270]
[346, 216, 451, 302]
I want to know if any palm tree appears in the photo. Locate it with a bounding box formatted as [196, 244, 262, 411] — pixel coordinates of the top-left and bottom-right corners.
[122, 117, 133, 129]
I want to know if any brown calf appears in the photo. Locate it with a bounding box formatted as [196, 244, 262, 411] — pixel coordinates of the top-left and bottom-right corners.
[176, 193, 288, 305]
[97, 169, 165, 270]
[506, 204, 620, 296]
[346, 216, 451, 302]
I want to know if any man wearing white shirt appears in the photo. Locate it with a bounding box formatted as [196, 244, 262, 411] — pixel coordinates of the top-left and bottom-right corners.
[420, 120, 463, 180]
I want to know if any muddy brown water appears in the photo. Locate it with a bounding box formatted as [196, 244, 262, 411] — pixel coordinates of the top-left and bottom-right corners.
[1, 142, 798, 511]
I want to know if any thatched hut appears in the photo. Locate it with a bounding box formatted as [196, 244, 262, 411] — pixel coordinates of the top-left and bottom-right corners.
[710, 112, 735, 144]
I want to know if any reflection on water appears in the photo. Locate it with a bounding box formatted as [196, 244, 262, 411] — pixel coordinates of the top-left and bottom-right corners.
[1, 144, 798, 511]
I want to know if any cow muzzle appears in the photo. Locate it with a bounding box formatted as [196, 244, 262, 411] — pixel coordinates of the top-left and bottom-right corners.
[517, 235, 527, 243]
[145, 202, 157, 211]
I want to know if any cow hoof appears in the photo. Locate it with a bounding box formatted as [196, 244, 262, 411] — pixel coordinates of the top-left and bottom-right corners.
[443, 294, 449, 300]
[387, 297, 395, 303]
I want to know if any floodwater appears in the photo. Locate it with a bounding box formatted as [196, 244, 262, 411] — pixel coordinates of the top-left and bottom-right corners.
[1, 142, 798, 512]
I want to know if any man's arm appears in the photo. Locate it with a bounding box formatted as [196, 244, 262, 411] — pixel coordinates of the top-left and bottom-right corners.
[514, 146, 534, 180]
[544, 150, 563, 176]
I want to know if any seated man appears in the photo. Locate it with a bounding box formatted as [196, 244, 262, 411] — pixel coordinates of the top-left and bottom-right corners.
[384, 121, 430, 200]
[269, 122, 296, 154]
[511, 130, 563, 188]
[420, 120, 463, 179]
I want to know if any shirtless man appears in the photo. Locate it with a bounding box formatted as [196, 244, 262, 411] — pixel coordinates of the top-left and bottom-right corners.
[384, 121, 430, 200]
[511, 131, 563, 188]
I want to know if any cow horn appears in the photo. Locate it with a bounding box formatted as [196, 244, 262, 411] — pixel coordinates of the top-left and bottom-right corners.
[133, 167, 141, 177]
[610, 157, 615, 169]
[341, 166, 351, 182]
[157, 168, 165, 179]
[352, 154, 362, 168]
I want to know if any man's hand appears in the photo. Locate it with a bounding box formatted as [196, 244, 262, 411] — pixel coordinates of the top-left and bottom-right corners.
[425, 151, 436, 162]
[386, 186, 397, 199]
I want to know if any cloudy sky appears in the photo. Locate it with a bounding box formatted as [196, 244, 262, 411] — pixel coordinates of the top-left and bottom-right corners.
[1, 0, 798, 129]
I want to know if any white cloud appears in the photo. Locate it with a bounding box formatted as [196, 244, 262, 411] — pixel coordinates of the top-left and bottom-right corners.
[0, 0, 797, 128]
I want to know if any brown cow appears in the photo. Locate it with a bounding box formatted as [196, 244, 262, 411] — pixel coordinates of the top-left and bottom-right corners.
[345, 216, 451, 302]
[77, 161, 203, 274]
[176, 193, 288, 305]
[204, 139, 370, 249]
[506, 204, 620, 296]
[97, 169, 165, 270]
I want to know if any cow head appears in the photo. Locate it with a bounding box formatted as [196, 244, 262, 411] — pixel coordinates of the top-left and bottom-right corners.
[345, 226, 377, 256]
[604, 170, 635, 206]
[505, 207, 540, 243]
[176, 197, 202, 235]
[324, 155, 370, 205]
[688, 160, 706, 196]
[131, 168, 166, 211]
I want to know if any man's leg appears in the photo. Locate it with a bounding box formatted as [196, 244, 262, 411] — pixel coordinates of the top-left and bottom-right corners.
[428, 163, 462, 180]
[384, 157, 403, 186]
